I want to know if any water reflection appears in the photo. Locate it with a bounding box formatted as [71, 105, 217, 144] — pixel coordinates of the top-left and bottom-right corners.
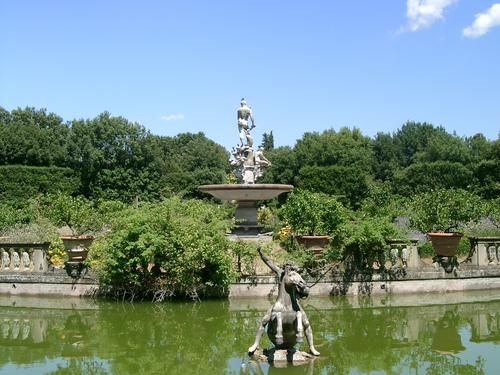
[431, 310, 465, 354]
[0, 293, 498, 374]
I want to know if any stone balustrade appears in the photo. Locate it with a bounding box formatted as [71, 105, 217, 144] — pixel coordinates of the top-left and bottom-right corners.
[467, 237, 500, 266]
[386, 239, 420, 269]
[0, 316, 47, 343]
[0, 243, 49, 272]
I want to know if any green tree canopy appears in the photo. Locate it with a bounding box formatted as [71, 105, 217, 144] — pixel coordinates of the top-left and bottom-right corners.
[0, 107, 69, 166]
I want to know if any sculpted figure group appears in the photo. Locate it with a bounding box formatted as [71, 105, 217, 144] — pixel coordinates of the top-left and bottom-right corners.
[231, 99, 271, 184]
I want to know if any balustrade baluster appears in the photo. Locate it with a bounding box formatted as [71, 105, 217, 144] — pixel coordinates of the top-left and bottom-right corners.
[0, 243, 49, 272]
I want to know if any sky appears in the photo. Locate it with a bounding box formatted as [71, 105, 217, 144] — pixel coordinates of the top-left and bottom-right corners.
[1, 0, 499, 151]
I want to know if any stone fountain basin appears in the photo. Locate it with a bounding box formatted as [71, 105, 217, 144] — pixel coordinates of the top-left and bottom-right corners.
[199, 184, 293, 201]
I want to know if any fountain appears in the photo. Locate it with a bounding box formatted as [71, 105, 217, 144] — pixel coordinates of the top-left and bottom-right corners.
[199, 98, 292, 235]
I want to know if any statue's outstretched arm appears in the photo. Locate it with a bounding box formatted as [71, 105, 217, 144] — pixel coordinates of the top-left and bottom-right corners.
[257, 247, 282, 275]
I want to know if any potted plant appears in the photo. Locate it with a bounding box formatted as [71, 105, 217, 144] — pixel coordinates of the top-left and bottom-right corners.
[408, 189, 484, 257]
[279, 189, 346, 254]
[43, 194, 102, 266]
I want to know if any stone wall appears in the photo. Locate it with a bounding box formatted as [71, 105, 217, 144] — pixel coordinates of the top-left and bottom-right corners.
[1, 237, 500, 298]
[0, 269, 97, 297]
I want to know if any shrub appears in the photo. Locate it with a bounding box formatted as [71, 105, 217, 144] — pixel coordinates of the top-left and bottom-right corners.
[0, 219, 55, 243]
[0, 165, 78, 201]
[279, 189, 346, 236]
[0, 199, 42, 229]
[341, 213, 402, 270]
[408, 188, 484, 233]
[257, 205, 279, 233]
[41, 193, 103, 236]
[486, 198, 500, 230]
[88, 197, 235, 300]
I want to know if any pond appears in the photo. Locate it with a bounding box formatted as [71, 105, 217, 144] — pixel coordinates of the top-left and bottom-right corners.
[0, 290, 499, 374]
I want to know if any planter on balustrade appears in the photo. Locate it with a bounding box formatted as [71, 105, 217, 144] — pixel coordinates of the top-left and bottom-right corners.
[408, 189, 483, 271]
[295, 235, 331, 256]
[60, 235, 94, 263]
[427, 232, 463, 257]
[428, 232, 462, 273]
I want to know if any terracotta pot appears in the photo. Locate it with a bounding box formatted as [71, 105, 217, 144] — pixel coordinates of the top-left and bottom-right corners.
[427, 232, 463, 257]
[60, 236, 94, 263]
[295, 235, 331, 256]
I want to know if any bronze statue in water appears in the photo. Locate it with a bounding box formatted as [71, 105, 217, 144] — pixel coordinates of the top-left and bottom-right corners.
[248, 248, 320, 357]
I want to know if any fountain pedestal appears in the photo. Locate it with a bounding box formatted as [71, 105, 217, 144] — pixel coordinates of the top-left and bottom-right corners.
[199, 184, 293, 235]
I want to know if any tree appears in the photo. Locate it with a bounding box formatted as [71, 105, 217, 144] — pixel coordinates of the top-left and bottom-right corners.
[258, 146, 296, 185]
[67, 112, 160, 201]
[472, 139, 500, 199]
[393, 122, 443, 167]
[294, 127, 374, 172]
[392, 161, 473, 196]
[372, 132, 402, 181]
[290, 128, 374, 207]
[0, 107, 69, 167]
[466, 133, 492, 164]
[296, 165, 370, 209]
[260, 131, 274, 151]
[152, 132, 230, 198]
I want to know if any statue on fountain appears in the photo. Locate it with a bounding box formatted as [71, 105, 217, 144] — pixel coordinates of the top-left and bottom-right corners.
[247, 248, 320, 364]
[231, 99, 271, 184]
[199, 99, 292, 235]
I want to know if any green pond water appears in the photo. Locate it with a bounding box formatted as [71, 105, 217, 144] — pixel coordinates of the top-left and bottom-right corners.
[0, 291, 500, 374]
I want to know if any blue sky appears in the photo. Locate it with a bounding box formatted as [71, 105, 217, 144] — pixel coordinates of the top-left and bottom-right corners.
[1, 1, 499, 150]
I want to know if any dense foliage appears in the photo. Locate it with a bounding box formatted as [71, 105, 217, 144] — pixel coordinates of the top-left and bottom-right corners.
[0, 107, 229, 204]
[0, 165, 78, 202]
[260, 122, 499, 206]
[88, 197, 235, 299]
[279, 189, 346, 236]
[2, 107, 498, 207]
[341, 212, 402, 270]
[408, 189, 484, 233]
[1, 105, 499, 295]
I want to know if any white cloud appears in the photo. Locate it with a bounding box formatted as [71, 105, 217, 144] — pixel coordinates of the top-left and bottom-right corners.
[463, 3, 500, 38]
[160, 113, 185, 121]
[405, 0, 457, 32]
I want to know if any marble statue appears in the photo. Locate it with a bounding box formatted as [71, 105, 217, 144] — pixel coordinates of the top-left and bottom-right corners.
[255, 146, 271, 168]
[248, 248, 320, 359]
[230, 99, 271, 184]
[237, 98, 255, 147]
